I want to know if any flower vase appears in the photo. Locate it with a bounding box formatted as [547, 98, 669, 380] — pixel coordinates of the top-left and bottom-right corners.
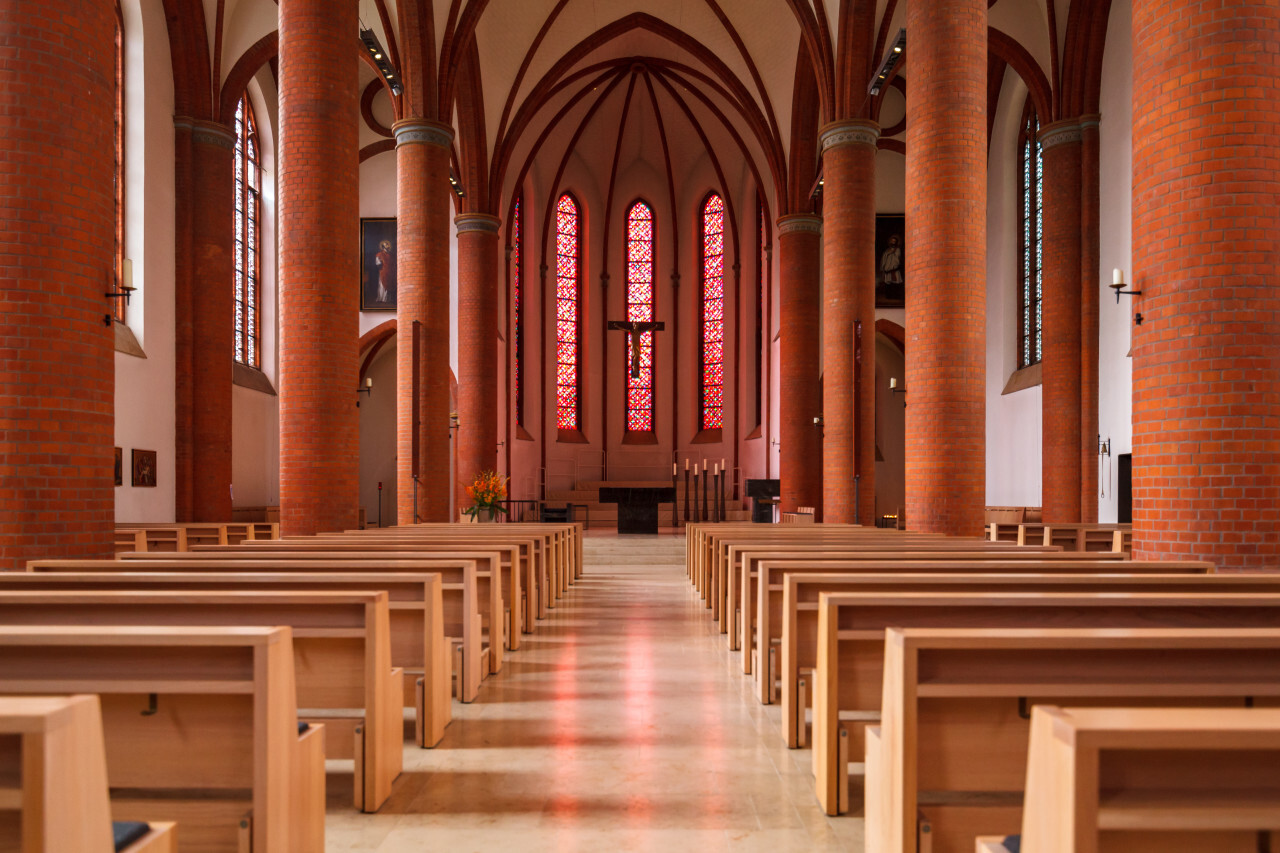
[476, 507, 495, 523]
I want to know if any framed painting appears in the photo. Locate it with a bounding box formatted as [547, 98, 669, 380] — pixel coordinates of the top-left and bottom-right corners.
[360, 217, 397, 311]
[114, 447, 123, 486]
[131, 449, 157, 488]
[875, 214, 905, 308]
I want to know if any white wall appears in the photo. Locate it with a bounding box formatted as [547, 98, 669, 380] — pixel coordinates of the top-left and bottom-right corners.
[115, 0, 176, 522]
[1096, 0, 1134, 522]
[232, 74, 281, 510]
[985, 67, 1043, 507]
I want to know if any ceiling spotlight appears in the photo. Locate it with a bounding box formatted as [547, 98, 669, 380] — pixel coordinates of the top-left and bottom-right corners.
[360, 28, 402, 97]
[867, 28, 906, 97]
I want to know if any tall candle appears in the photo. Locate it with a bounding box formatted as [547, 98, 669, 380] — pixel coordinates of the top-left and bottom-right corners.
[685, 459, 689, 471]
[713, 463, 719, 476]
[122, 258, 133, 290]
[889, 376, 897, 390]
[1113, 268, 1123, 285]
[672, 462, 677, 476]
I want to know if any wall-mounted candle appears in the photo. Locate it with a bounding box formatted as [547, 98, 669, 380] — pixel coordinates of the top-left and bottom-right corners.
[1113, 268, 1124, 285]
[121, 259, 133, 290]
[889, 376, 897, 390]
[365, 377, 373, 388]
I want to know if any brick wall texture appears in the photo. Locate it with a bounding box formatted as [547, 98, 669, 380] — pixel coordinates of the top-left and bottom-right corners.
[455, 215, 501, 511]
[777, 217, 824, 515]
[1130, 0, 1280, 570]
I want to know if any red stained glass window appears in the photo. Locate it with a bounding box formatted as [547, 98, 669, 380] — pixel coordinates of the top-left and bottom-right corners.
[511, 195, 523, 426]
[234, 96, 261, 368]
[699, 192, 726, 430]
[555, 193, 582, 430]
[625, 200, 656, 432]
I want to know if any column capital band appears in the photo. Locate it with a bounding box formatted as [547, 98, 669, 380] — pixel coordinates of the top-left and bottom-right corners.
[819, 119, 881, 152]
[1039, 119, 1084, 151]
[174, 117, 236, 151]
[455, 213, 501, 234]
[393, 119, 455, 149]
[776, 214, 823, 235]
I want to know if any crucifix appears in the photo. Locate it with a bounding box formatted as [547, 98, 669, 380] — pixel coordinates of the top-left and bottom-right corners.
[607, 319, 665, 378]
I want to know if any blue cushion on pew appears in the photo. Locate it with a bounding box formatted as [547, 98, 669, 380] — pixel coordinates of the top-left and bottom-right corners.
[113, 821, 151, 851]
[1003, 836, 1021, 853]
[298, 721, 310, 734]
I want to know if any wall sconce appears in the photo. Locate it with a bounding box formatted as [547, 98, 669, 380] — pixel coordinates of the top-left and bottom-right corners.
[356, 376, 372, 406]
[104, 259, 136, 325]
[1109, 268, 1143, 325]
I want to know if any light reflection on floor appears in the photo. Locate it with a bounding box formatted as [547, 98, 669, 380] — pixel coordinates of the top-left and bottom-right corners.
[325, 533, 863, 851]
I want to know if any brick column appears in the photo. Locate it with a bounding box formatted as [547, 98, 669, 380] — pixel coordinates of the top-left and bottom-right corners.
[1131, 0, 1280, 570]
[777, 214, 824, 515]
[394, 120, 454, 523]
[278, 0, 360, 535]
[820, 120, 879, 525]
[904, 0, 986, 536]
[1079, 115, 1101, 522]
[455, 213, 501, 510]
[1039, 119, 1083, 523]
[0, 0, 115, 568]
[174, 118, 235, 523]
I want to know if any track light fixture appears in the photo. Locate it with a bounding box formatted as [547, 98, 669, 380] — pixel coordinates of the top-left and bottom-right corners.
[449, 170, 465, 199]
[360, 28, 403, 96]
[868, 28, 906, 97]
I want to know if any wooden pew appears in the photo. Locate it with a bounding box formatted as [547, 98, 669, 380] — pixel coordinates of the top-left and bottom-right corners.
[0, 694, 176, 853]
[0, 589, 400, 812]
[810, 590, 1280, 815]
[116, 523, 280, 549]
[0, 626, 324, 853]
[769, 565, 1228, 741]
[977, 706, 1280, 853]
[97, 554, 491, 697]
[176, 541, 524, 650]
[867, 627, 1280, 853]
[732, 549, 1133, 660]
[0, 569, 451, 746]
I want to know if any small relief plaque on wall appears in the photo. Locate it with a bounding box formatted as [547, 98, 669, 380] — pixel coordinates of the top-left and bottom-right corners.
[132, 449, 157, 488]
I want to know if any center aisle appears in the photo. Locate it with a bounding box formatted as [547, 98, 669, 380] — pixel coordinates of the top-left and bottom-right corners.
[327, 531, 861, 852]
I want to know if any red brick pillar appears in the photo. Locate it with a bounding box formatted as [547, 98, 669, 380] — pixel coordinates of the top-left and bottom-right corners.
[904, 0, 986, 536]
[173, 119, 235, 523]
[777, 214, 824, 515]
[0, 0, 115, 568]
[1131, 0, 1280, 570]
[278, 0, 360, 535]
[1079, 115, 1101, 522]
[455, 214, 501, 510]
[820, 121, 879, 525]
[1039, 119, 1083, 523]
[393, 120, 454, 523]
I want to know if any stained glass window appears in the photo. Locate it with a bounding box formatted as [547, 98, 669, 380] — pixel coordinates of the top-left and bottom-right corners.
[113, 2, 125, 323]
[624, 200, 656, 432]
[555, 193, 582, 431]
[511, 195, 523, 426]
[699, 192, 726, 430]
[1018, 101, 1042, 369]
[233, 96, 261, 368]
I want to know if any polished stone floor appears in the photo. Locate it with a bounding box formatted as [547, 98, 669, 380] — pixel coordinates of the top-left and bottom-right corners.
[326, 532, 861, 851]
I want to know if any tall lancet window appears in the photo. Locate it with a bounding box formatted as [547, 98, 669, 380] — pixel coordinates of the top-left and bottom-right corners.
[555, 193, 582, 431]
[699, 192, 726, 430]
[624, 200, 656, 432]
[511, 195, 524, 426]
[233, 95, 261, 367]
[1018, 101, 1043, 369]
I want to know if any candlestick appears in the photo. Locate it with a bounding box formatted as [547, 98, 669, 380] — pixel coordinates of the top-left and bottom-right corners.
[701, 464, 709, 522]
[683, 468, 691, 523]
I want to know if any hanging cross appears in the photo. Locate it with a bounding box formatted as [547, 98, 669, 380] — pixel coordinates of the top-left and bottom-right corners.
[607, 319, 665, 378]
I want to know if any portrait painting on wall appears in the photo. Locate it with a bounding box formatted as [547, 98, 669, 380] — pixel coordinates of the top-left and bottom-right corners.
[875, 214, 905, 308]
[114, 447, 123, 486]
[131, 449, 157, 488]
[360, 217, 397, 311]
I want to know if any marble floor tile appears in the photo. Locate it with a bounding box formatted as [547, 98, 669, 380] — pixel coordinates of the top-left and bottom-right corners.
[327, 533, 860, 850]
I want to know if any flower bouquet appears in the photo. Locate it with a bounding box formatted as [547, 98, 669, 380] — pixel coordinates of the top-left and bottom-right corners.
[462, 470, 508, 522]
